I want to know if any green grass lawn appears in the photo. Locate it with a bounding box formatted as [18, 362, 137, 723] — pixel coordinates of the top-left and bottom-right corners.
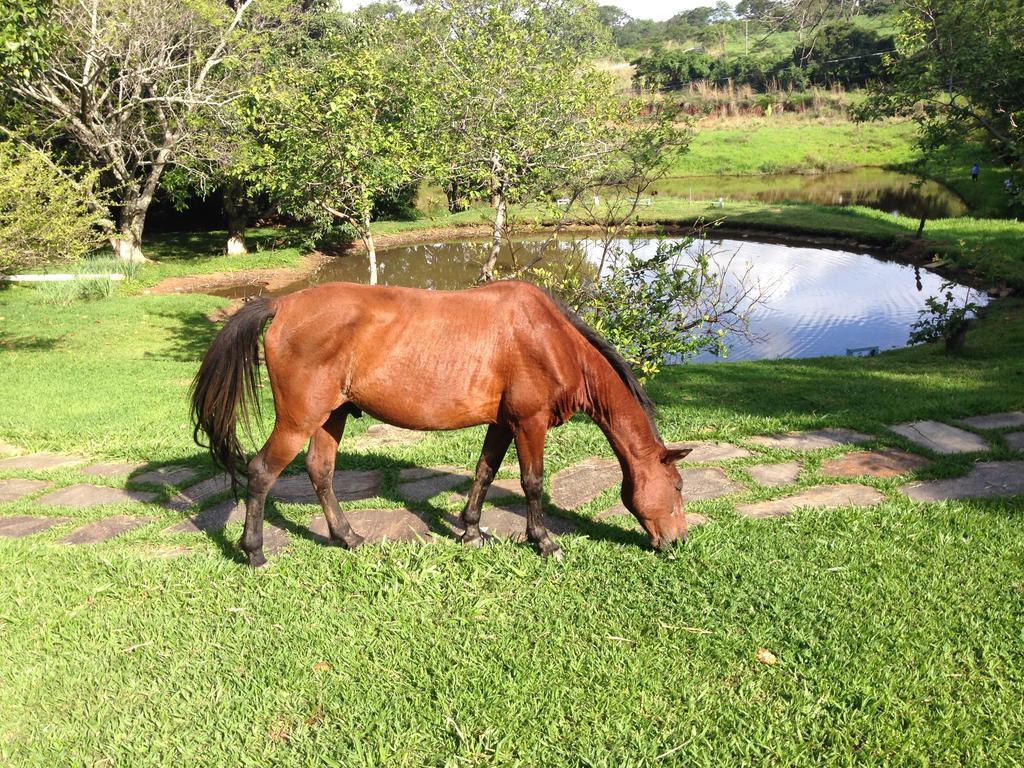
[2, 262, 1024, 764]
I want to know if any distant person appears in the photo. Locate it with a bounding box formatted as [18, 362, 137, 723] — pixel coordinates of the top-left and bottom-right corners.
[1004, 178, 1017, 194]
[971, 163, 980, 182]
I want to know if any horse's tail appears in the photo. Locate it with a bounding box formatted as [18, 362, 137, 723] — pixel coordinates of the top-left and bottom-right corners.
[191, 298, 277, 490]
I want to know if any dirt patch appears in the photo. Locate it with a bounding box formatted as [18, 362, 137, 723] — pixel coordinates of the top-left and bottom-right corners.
[145, 251, 330, 298]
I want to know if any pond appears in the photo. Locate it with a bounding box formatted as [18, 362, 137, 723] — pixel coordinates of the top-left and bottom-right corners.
[650, 168, 967, 219]
[293, 235, 983, 362]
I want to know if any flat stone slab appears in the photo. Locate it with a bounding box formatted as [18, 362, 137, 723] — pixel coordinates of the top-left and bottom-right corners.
[0, 441, 23, 457]
[129, 465, 200, 487]
[960, 412, 1024, 430]
[263, 523, 292, 556]
[550, 458, 620, 510]
[667, 441, 752, 462]
[0, 478, 52, 503]
[0, 452, 88, 471]
[0, 515, 70, 537]
[747, 428, 872, 452]
[81, 461, 146, 479]
[1005, 432, 1024, 452]
[747, 462, 802, 487]
[167, 474, 233, 511]
[398, 467, 471, 502]
[354, 424, 424, 450]
[444, 504, 576, 543]
[682, 467, 745, 500]
[36, 484, 159, 508]
[902, 461, 1024, 501]
[273, 469, 382, 504]
[166, 499, 245, 533]
[823, 449, 931, 478]
[889, 421, 989, 455]
[451, 478, 526, 507]
[595, 501, 707, 531]
[737, 484, 885, 519]
[308, 508, 430, 544]
[60, 515, 154, 544]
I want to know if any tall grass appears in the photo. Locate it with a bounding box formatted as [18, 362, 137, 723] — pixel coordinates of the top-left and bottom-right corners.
[35, 256, 141, 306]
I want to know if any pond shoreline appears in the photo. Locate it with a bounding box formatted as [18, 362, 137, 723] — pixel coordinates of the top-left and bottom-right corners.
[145, 218, 1008, 301]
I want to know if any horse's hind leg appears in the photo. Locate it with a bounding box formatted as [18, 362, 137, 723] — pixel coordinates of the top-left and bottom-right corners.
[242, 425, 309, 568]
[306, 408, 364, 550]
[514, 421, 562, 560]
[461, 424, 513, 546]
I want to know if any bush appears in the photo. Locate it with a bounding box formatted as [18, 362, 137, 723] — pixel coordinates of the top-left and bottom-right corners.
[0, 141, 107, 275]
[908, 279, 981, 352]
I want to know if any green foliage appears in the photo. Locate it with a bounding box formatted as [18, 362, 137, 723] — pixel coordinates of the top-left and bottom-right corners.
[0, 141, 106, 275]
[0, 0, 54, 79]
[908, 279, 981, 348]
[861, 0, 1024, 175]
[797, 20, 894, 87]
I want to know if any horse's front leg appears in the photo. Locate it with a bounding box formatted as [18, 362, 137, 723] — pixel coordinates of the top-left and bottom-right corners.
[514, 420, 562, 560]
[461, 424, 513, 546]
[306, 408, 364, 551]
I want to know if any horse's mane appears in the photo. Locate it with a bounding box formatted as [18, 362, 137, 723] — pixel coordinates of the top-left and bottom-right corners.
[544, 289, 660, 439]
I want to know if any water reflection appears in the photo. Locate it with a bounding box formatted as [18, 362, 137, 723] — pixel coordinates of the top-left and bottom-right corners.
[304, 236, 983, 362]
[650, 168, 967, 219]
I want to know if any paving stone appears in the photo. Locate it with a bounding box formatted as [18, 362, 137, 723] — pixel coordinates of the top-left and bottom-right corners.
[747, 428, 873, 452]
[595, 501, 708, 531]
[308, 508, 430, 544]
[960, 411, 1024, 430]
[823, 449, 931, 478]
[0, 515, 70, 537]
[273, 469, 382, 504]
[263, 523, 292, 555]
[682, 467, 746, 501]
[1006, 432, 1024, 452]
[165, 499, 246, 533]
[889, 421, 989, 455]
[166, 474, 233, 511]
[444, 504, 576, 543]
[451, 478, 526, 507]
[667, 441, 752, 462]
[0, 452, 88, 471]
[737, 484, 885, 519]
[128, 465, 199, 487]
[0, 441, 22, 458]
[747, 462, 802, 487]
[36, 484, 159, 508]
[0, 478, 52, 503]
[354, 423, 424, 450]
[60, 516, 154, 544]
[142, 545, 194, 559]
[550, 458, 620, 510]
[902, 461, 1024, 501]
[398, 467, 471, 502]
[81, 461, 146, 479]
[398, 465, 464, 482]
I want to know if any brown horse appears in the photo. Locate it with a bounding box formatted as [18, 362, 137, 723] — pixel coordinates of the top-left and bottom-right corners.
[191, 280, 692, 567]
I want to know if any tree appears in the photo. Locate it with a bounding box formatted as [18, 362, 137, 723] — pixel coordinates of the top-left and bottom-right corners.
[2, 0, 254, 262]
[0, 142, 107, 275]
[241, 18, 425, 284]
[412, 0, 626, 281]
[798, 20, 893, 86]
[861, 0, 1024, 174]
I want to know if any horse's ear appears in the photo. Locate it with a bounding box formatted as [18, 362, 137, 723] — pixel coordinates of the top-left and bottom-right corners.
[662, 447, 692, 464]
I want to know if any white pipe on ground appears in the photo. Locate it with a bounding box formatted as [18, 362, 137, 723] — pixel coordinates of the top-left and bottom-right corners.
[0, 273, 125, 282]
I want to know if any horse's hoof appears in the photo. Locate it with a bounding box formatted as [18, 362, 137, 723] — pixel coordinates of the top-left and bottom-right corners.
[460, 531, 486, 548]
[341, 534, 365, 551]
[246, 551, 268, 569]
[537, 540, 563, 560]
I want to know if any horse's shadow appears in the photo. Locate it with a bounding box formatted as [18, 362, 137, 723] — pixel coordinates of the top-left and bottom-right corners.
[170, 450, 649, 561]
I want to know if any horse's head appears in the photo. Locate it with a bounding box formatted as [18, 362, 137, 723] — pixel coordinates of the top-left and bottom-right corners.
[622, 446, 692, 550]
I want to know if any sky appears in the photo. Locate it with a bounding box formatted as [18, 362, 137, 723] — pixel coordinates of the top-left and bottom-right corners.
[338, 1, 709, 22]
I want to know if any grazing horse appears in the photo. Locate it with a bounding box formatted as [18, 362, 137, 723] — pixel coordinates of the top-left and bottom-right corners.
[191, 280, 691, 567]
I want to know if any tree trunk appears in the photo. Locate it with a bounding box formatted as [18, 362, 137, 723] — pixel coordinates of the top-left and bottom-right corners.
[479, 188, 506, 283]
[445, 181, 466, 213]
[363, 210, 378, 285]
[916, 215, 927, 239]
[224, 180, 249, 255]
[110, 194, 147, 263]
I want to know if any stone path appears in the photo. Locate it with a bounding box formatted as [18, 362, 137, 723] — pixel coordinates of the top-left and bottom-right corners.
[3, 419, 1024, 555]
[746, 462, 802, 487]
[902, 461, 1024, 502]
[822, 448, 930, 478]
[738, 485, 885, 519]
[354, 424, 424, 450]
[889, 421, 989, 454]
